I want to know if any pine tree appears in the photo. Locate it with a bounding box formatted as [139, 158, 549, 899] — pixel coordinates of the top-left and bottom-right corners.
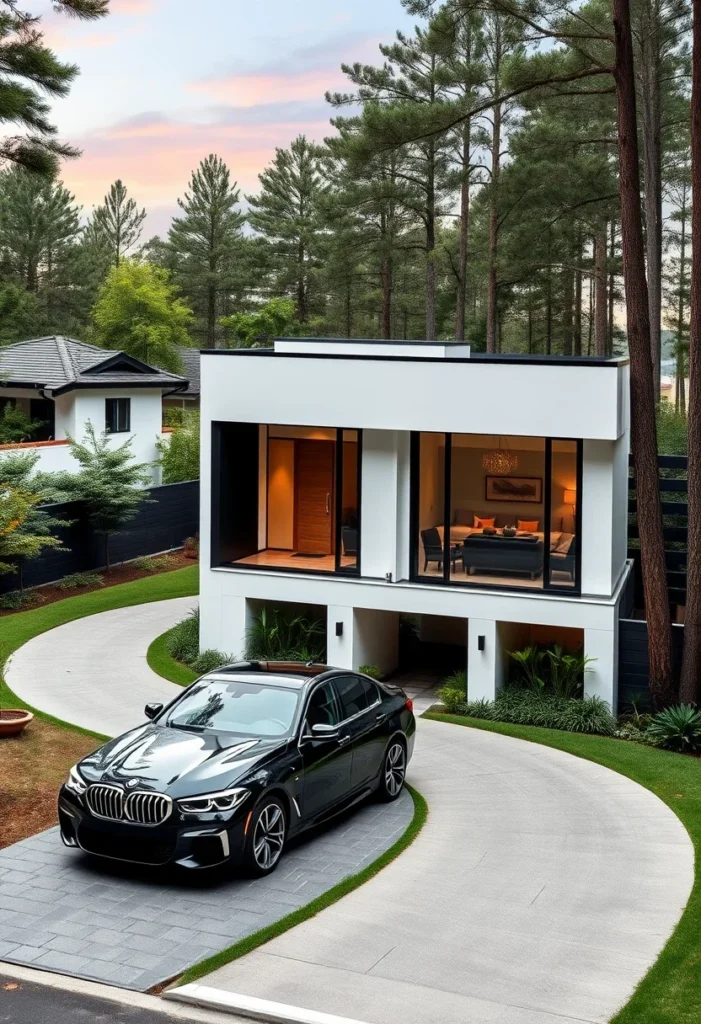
[0, 167, 81, 293]
[92, 180, 147, 267]
[168, 155, 245, 348]
[0, 0, 108, 174]
[53, 422, 153, 572]
[247, 136, 327, 324]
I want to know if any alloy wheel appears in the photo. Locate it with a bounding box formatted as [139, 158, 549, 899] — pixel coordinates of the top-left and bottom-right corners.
[253, 802, 285, 870]
[385, 742, 406, 797]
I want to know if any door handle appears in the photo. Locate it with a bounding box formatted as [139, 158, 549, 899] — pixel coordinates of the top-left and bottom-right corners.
[338, 734, 351, 745]
[325, 493, 330, 514]
[376, 713, 388, 723]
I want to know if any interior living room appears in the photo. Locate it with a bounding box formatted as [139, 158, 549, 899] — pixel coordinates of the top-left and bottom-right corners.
[414, 434, 581, 592]
[213, 423, 361, 576]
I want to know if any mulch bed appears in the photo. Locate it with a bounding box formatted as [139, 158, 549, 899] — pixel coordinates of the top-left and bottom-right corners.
[0, 550, 196, 617]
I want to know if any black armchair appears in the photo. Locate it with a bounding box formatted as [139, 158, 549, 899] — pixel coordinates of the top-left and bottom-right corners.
[421, 527, 460, 572]
[341, 526, 358, 556]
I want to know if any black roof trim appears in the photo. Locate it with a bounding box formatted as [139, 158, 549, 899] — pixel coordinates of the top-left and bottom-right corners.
[200, 347, 629, 368]
[52, 379, 189, 396]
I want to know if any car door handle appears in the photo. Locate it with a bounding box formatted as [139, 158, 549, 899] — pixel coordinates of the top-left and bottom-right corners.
[338, 734, 351, 745]
[376, 713, 388, 723]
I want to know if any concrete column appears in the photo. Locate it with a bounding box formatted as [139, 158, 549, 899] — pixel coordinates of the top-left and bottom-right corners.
[353, 608, 399, 675]
[583, 626, 617, 712]
[327, 605, 354, 669]
[581, 440, 614, 596]
[467, 618, 497, 702]
[200, 594, 251, 661]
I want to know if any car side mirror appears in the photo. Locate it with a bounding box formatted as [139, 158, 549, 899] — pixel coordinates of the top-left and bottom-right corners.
[144, 702, 163, 721]
[310, 722, 340, 741]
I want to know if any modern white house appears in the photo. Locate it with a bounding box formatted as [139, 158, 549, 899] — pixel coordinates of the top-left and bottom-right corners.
[199, 338, 632, 711]
[0, 336, 188, 480]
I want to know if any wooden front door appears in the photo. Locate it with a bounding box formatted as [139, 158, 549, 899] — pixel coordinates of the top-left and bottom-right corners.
[295, 440, 335, 554]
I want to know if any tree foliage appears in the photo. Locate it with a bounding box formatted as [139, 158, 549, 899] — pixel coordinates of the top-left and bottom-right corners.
[91, 260, 193, 371]
[91, 179, 146, 267]
[0, 450, 66, 590]
[157, 410, 199, 484]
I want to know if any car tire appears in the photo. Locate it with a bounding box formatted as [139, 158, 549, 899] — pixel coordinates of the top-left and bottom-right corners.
[243, 795, 287, 877]
[377, 739, 407, 802]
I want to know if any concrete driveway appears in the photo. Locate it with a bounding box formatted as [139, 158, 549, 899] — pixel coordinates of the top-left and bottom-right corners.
[173, 716, 693, 1024]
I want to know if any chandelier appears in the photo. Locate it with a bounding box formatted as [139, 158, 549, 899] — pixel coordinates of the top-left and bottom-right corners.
[482, 438, 518, 475]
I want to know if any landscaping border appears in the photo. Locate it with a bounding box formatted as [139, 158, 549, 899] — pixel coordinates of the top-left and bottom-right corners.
[146, 626, 197, 687]
[173, 783, 428, 989]
[424, 711, 699, 1024]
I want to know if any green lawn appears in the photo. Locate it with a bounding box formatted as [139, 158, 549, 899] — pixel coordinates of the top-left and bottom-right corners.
[0, 565, 199, 734]
[424, 711, 700, 1024]
[146, 626, 198, 686]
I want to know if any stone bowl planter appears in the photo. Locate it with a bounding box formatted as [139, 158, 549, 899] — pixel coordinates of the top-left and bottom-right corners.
[0, 709, 33, 737]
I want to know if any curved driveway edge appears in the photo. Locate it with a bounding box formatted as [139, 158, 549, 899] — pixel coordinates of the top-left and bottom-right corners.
[5, 597, 196, 736]
[189, 717, 693, 1024]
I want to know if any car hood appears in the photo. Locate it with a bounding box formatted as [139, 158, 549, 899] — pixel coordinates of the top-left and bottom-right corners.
[79, 723, 287, 798]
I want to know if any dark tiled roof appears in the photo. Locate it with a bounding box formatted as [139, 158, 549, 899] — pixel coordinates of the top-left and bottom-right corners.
[0, 336, 188, 394]
[175, 347, 200, 396]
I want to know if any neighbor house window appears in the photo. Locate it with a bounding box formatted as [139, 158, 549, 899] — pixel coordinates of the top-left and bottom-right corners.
[411, 433, 581, 594]
[105, 398, 130, 434]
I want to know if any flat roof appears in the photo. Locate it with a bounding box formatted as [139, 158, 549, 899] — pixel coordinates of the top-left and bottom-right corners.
[200, 342, 628, 369]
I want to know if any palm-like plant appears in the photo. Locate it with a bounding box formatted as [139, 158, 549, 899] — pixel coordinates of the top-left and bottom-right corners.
[509, 645, 547, 693]
[245, 607, 325, 662]
[646, 705, 701, 753]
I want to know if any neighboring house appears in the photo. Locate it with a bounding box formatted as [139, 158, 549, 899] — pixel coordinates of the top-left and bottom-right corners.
[162, 347, 200, 417]
[0, 336, 188, 480]
[199, 338, 631, 712]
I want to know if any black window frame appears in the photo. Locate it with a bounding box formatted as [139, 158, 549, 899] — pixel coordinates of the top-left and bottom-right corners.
[331, 674, 379, 722]
[410, 432, 583, 596]
[218, 423, 363, 579]
[105, 397, 131, 434]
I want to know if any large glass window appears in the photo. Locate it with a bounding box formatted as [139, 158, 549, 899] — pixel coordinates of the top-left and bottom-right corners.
[213, 423, 362, 576]
[411, 432, 581, 593]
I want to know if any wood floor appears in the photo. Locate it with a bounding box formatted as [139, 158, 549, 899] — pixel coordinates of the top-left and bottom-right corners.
[235, 549, 356, 572]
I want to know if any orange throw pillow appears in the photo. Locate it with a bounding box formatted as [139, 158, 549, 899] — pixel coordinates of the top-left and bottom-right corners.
[474, 516, 496, 529]
[517, 519, 539, 532]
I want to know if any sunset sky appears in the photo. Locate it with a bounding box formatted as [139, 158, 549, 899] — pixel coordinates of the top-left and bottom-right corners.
[39, 0, 413, 237]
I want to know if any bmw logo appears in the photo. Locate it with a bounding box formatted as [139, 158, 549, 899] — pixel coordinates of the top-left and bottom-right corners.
[126, 779, 139, 789]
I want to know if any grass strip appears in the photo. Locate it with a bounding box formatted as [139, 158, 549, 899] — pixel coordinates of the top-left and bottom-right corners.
[176, 783, 428, 987]
[0, 565, 199, 738]
[424, 711, 699, 1024]
[146, 627, 198, 687]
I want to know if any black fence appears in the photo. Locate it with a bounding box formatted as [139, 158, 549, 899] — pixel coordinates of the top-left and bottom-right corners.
[628, 453, 687, 608]
[0, 480, 199, 594]
[618, 618, 685, 711]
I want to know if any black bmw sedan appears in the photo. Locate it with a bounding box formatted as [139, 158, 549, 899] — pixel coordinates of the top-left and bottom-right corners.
[59, 662, 415, 876]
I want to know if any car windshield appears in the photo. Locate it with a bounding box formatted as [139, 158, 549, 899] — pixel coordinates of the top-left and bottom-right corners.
[164, 679, 300, 738]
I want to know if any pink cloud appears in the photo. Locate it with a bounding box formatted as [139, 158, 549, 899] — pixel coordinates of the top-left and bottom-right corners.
[191, 69, 346, 107]
[110, 0, 157, 13]
[60, 111, 333, 217]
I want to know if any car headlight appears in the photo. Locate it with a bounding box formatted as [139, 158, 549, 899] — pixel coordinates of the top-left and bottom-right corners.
[65, 765, 87, 796]
[177, 788, 250, 815]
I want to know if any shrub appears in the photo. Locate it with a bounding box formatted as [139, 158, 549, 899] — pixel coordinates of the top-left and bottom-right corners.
[459, 688, 615, 736]
[509, 643, 594, 698]
[157, 410, 199, 484]
[646, 705, 701, 753]
[133, 554, 176, 574]
[0, 589, 36, 610]
[245, 606, 325, 662]
[191, 649, 232, 674]
[436, 687, 467, 714]
[56, 571, 104, 590]
[165, 609, 200, 665]
[509, 645, 547, 692]
[359, 664, 381, 680]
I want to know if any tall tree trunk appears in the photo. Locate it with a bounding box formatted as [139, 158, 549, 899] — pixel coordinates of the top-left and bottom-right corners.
[486, 99, 501, 353]
[545, 266, 553, 356]
[614, 0, 674, 706]
[608, 220, 617, 356]
[676, 185, 688, 415]
[528, 303, 533, 353]
[207, 283, 217, 349]
[594, 222, 608, 357]
[679, 0, 701, 701]
[380, 254, 393, 340]
[639, 0, 663, 399]
[455, 118, 471, 340]
[574, 232, 583, 356]
[562, 267, 574, 356]
[425, 136, 437, 340]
